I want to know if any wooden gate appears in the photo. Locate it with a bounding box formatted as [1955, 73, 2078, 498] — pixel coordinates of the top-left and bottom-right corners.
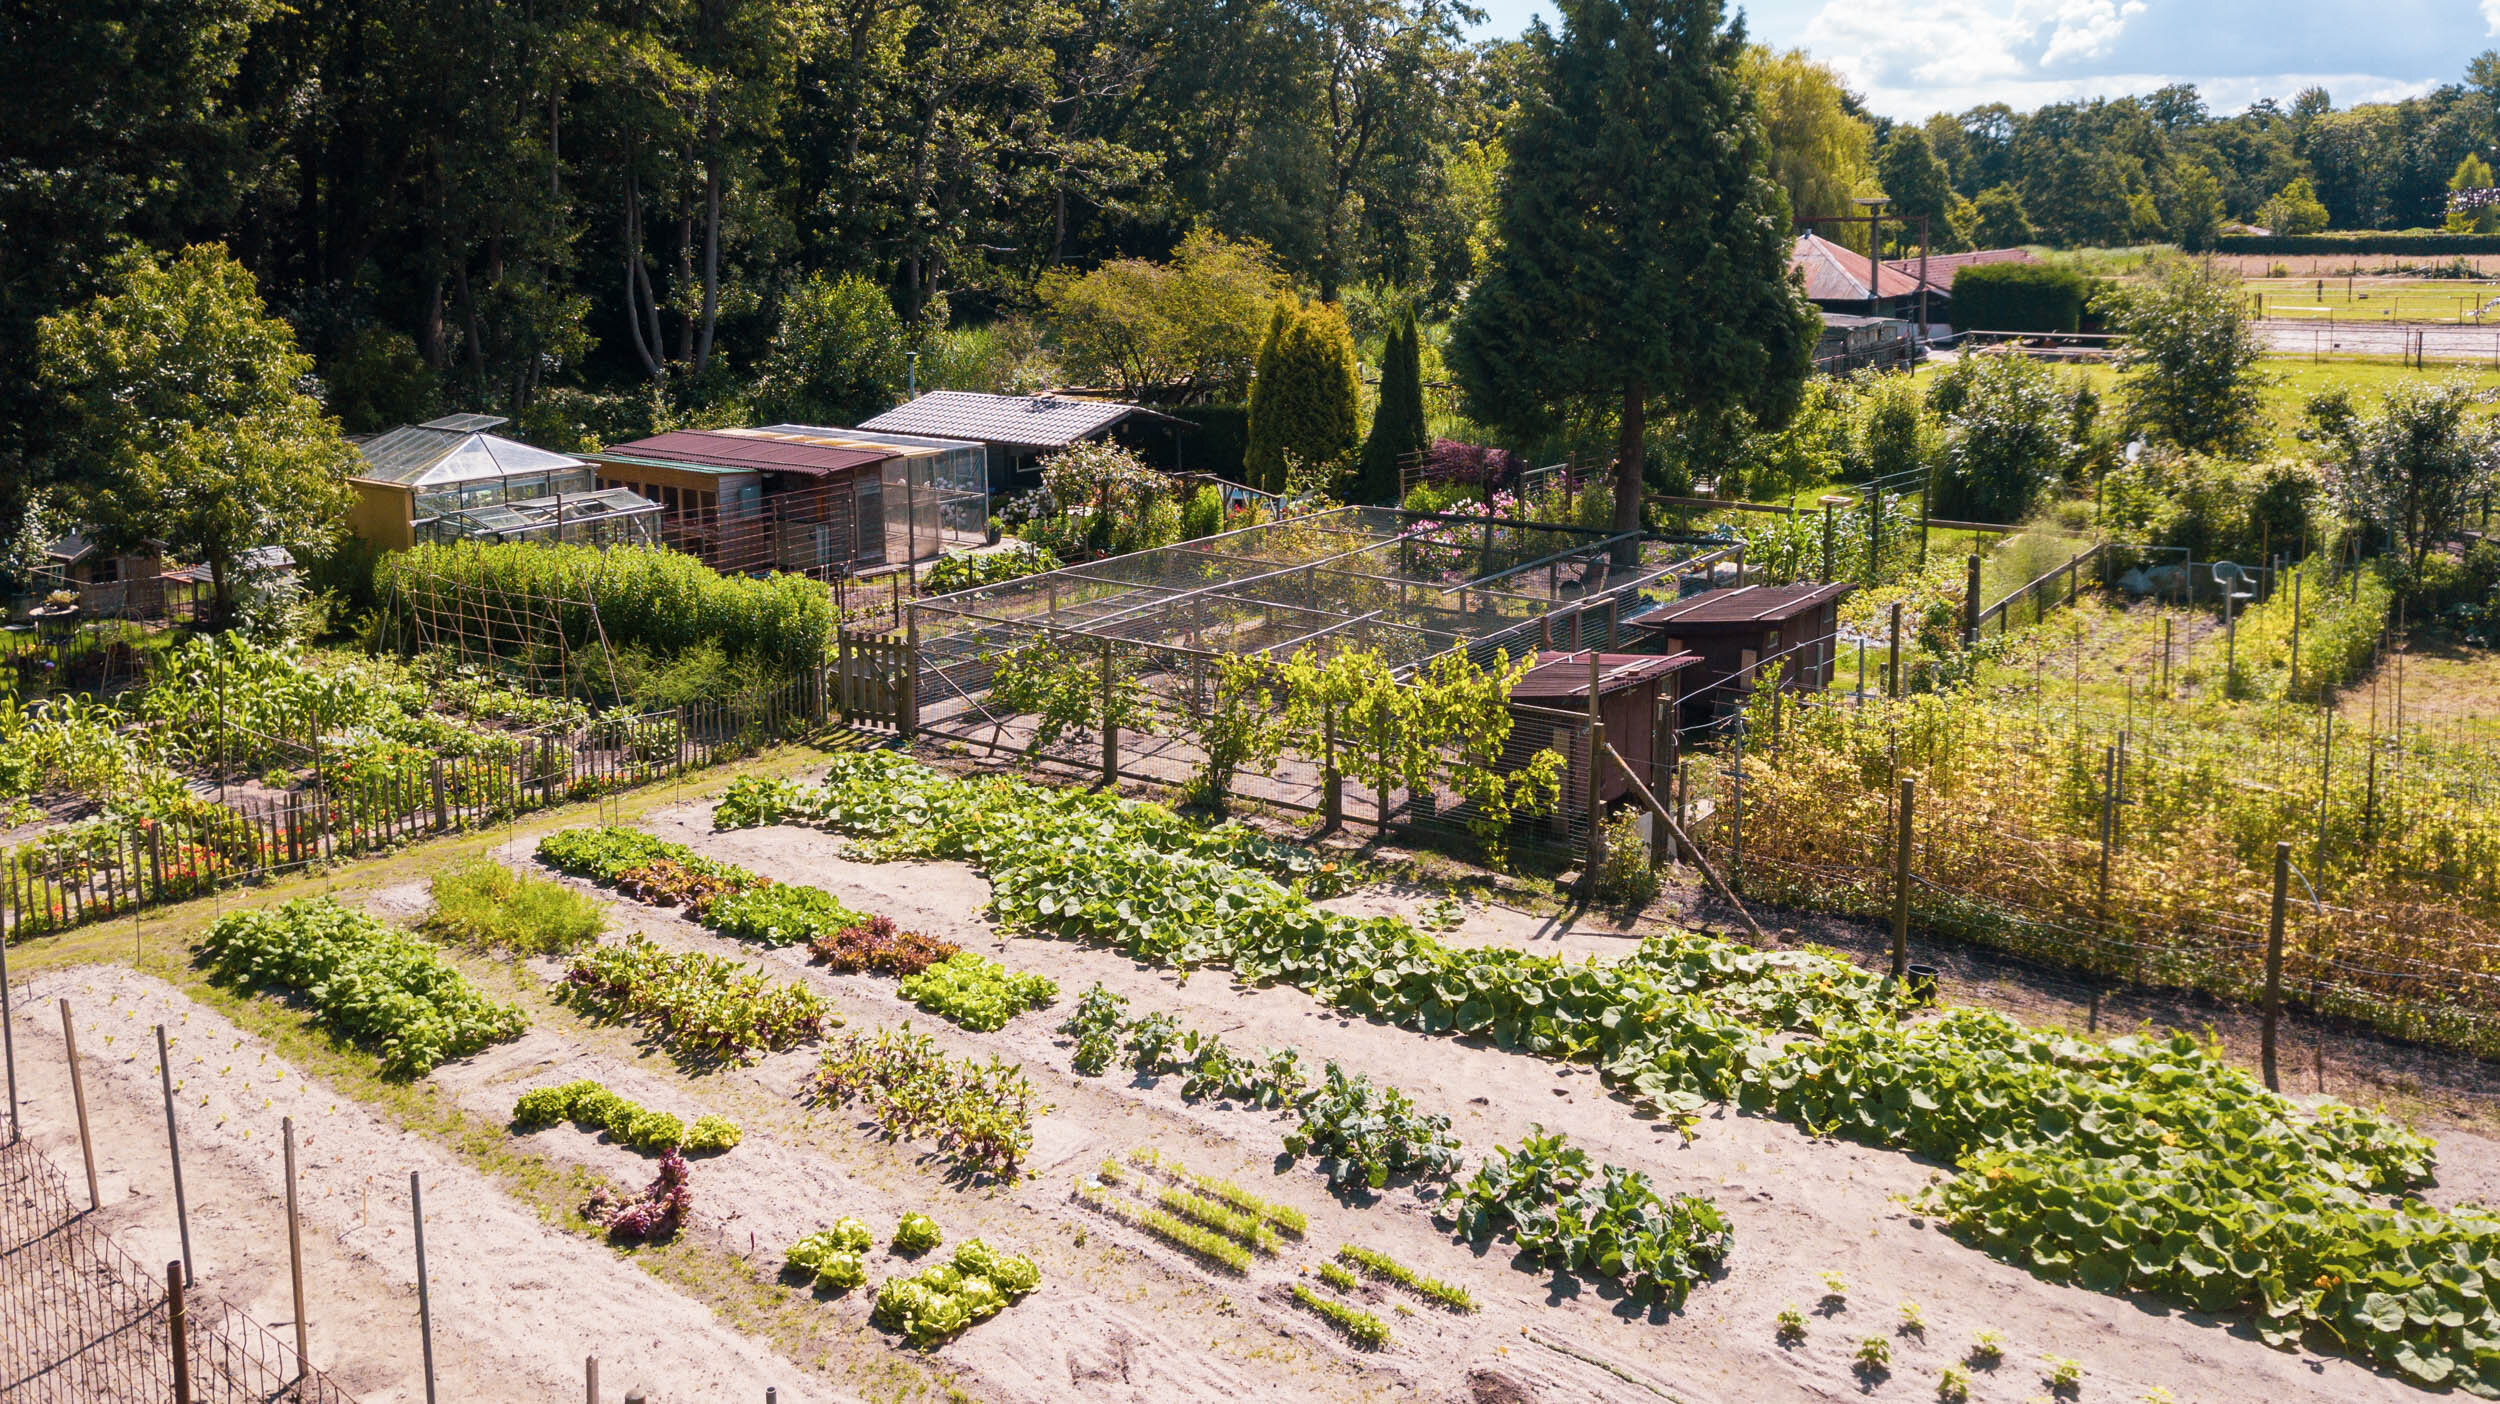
[831, 627, 914, 732]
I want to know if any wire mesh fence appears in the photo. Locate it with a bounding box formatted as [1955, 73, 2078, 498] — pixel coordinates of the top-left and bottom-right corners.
[1, 1136, 358, 1403]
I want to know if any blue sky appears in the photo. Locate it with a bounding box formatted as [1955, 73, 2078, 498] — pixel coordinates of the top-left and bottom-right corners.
[1464, 0, 2496, 121]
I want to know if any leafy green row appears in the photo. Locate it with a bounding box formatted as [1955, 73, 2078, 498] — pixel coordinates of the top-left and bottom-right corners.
[560, 938, 832, 1061]
[1130, 1147, 1307, 1236]
[872, 1239, 1042, 1345]
[1074, 1179, 1253, 1273]
[511, 1078, 741, 1155]
[1447, 1127, 1732, 1307]
[1335, 1244, 1473, 1313]
[896, 951, 1058, 1032]
[199, 897, 525, 1075]
[810, 1026, 1038, 1180]
[1290, 1283, 1389, 1348]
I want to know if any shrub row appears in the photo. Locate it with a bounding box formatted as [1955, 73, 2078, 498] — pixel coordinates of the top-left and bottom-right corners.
[512, 1077, 742, 1155]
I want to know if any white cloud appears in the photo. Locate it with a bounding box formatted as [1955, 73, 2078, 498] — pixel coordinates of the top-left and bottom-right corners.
[2038, 0, 2148, 66]
[1843, 70, 2440, 122]
[2485, 0, 2500, 35]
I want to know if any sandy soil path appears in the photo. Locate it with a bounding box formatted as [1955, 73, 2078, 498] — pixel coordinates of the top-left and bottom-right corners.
[8, 965, 839, 1404]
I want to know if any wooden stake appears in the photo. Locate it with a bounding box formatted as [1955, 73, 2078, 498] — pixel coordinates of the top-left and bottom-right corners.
[285, 1117, 309, 1370]
[2261, 841, 2290, 1093]
[59, 999, 98, 1210]
[169, 1260, 194, 1404]
[0, 924, 18, 1144]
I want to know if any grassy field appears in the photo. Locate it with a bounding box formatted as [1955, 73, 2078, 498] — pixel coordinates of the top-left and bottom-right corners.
[2242, 276, 2500, 325]
[2065, 354, 2500, 451]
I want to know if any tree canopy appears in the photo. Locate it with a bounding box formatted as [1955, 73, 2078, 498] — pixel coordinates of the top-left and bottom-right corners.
[1448, 0, 1818, 552]
[36, 245, 356, 628]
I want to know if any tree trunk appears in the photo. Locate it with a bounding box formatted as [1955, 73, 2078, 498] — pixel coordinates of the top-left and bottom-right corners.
[674, 200, 696, 364]
[1612, 375, 1647, 568]
[694, 152, 722, 377]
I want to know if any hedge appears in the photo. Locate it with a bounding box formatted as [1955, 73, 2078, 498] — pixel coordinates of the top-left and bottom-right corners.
[1141, 401, 1249, 481]
[2214, 232, 2500, 255]
[1948, 263, 2088, 334]
[375, 541, 833, 676]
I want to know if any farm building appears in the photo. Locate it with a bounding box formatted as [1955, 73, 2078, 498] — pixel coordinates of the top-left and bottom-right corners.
[1625, 581, 1853, 724]
[1814, 311, 1917, 373]
[1506, 649, 1699, 819]
[40, 530, 167, 617]
[859, 391, 1186, 495]
[587, 425, 987, 579]
[348, 415, 658, 552]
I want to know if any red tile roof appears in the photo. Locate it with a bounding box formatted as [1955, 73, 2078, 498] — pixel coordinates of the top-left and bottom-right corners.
[1881, 247, 2038, 291]
[1790, 233, 1937, 302]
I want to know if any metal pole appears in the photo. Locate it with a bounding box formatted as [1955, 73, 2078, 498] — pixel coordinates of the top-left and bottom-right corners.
[413, 1171, 439, 1404]
[2262, 841, 2290, 1092]
[1891, 777, 1914, 979]
[2098, 746, 2116, 935]
[2289, 571, 2304, 696]
[169, 1260, 194, 1404]
[285, 1117, 310, 1370]
[156, 1025, 195, 1287]
[2162, 617, 2173, 697]
[60, 999, 98, 1210]
[0, 924, 18, 1144]
[1729, 716, 1745, 894]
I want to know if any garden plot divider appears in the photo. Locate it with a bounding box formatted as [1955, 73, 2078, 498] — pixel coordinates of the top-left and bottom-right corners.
[0, 1134, 360, 1403]
[1, 681, 820, 940]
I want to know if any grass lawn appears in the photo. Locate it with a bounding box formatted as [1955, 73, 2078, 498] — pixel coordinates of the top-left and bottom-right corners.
[2067, 355, 2500, 452]
[2240, 276, 2500, 325]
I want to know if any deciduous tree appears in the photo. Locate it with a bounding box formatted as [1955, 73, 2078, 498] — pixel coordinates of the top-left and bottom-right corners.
[37, 246, 356, 629]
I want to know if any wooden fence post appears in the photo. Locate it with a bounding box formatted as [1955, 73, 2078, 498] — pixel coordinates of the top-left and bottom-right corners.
[60, 998, 98, 1209]
[1888, 602, 1902, 696]
[168, 1261, 193, 1404]
[1891, 777, 1914, 979]
[2262, 841, 2290, 1092]
[1962, 554, 1982, 646]
[284, 1116, 309, 1370]
[1321, 706, 1343, 831]
[431, 757, 449, 833]
[155, 1025, 195, 1287]
[902, 612, 921, 738]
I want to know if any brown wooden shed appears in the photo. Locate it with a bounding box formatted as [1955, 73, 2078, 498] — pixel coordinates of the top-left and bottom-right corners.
[1623, 582, 1853, 725]
[1505, 650, 1700, 820]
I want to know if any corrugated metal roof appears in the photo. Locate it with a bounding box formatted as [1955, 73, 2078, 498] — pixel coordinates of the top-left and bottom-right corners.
[1510, 650, 1700, 701]
[858, 391, 1169, 449]
[599, 428, 889, 478]
[754, 423, 983, 460]
[354, 423, 587, 487]
[1632, 582, 1853, 627]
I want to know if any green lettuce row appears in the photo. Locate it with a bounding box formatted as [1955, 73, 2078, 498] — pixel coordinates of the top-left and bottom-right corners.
[200, 897, 524, 1076]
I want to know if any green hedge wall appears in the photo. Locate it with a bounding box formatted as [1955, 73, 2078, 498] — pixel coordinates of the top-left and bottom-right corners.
[2215, 232, 2500, 255]
[375, 542, 833, 676]
[1948, 263, 2088, 334]
[1140, 401, 1249, 481]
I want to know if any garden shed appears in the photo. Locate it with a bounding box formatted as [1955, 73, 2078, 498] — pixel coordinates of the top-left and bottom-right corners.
[348, 414, 623, 552]
[859, 391, 1186, 495]
[1625, 581, 1853, 724]
[1507, 649, 1699, 812]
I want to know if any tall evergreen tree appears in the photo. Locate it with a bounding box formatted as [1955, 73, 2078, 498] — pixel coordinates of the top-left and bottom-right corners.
[1448, 0, 1817, 560]
[1244, 299, 1361, 494]
[1357, 310, 1428, 503]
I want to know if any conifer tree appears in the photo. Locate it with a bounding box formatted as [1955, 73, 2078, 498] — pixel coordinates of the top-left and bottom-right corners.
[1358, 309, 1428, 503]
[1244, 299, 1360, 494]
[1448, 0, 1817, 559]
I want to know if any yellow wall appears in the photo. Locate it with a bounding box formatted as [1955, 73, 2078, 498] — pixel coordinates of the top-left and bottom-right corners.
[347, 480, 415, 552]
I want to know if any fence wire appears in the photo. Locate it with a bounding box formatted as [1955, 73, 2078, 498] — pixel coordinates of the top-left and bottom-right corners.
[1, 1137, 357, 1403]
